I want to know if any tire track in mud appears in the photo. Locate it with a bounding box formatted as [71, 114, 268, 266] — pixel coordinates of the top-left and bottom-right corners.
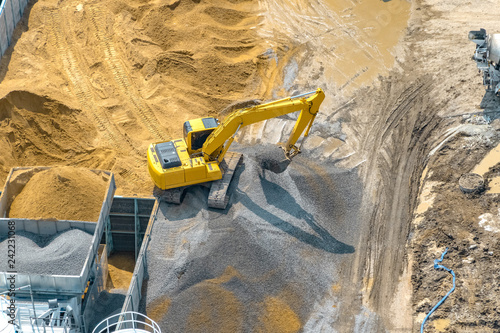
[339, 76, 444, 330]
[87, 6, 166, 141]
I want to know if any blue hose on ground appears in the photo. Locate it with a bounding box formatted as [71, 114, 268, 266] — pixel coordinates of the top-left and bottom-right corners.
[420, 247, 456, 333]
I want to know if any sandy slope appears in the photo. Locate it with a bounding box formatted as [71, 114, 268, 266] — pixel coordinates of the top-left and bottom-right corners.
[0, 0, 268, 195]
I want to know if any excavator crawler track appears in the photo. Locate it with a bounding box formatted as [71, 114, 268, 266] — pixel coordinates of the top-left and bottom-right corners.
[156, 186, 186, 204]
[208, 152, 243, 209]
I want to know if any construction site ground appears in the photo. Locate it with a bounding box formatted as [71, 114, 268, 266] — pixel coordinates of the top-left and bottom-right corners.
[2, 0, 500, 331]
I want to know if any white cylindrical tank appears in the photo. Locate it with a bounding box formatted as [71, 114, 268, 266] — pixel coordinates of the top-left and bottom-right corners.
[488, 33, 500, 64]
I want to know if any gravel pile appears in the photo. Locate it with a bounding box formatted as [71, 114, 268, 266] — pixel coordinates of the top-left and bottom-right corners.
[0, 229, 93, 275]
[253, 145, 292, 174]
[141, 143, 363, 332]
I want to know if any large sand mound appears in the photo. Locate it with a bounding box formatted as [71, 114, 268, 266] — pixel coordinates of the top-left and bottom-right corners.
[0, 0, 268, 195]
[8, 166, 108, 221]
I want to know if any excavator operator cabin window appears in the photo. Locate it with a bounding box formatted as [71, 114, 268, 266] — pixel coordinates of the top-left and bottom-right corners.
[191, 129, 215, 151]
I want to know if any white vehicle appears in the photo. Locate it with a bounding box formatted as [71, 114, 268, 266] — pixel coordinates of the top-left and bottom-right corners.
[470, 28, 500, 95]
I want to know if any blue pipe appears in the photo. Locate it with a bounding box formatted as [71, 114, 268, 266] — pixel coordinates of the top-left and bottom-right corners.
[420, 247, 456, 332]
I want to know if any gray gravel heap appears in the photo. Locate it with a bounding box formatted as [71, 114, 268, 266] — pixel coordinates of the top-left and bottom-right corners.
[141, 143, 363, 332]
[0, 229, 93, 275]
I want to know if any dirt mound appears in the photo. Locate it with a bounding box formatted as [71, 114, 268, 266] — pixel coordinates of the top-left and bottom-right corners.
[8, 166, 108, 221]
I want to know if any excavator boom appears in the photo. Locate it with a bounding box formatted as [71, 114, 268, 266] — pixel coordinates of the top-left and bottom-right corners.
[202, 88, 325, 160]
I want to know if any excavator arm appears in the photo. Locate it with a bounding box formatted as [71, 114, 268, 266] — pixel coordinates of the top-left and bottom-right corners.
[202, 88, 325, 161]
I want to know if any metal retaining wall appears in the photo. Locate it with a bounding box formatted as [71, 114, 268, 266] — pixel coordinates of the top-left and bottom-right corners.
[108, 197, 155, 257]
[0, 167, 116, 295]
[121, 199, 159, 312]
[0, 0, 29, 56]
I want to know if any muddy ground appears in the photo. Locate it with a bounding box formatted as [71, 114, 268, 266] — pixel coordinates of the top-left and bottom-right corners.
[250, 0, 500, 331]
[2, 0, 500, 332]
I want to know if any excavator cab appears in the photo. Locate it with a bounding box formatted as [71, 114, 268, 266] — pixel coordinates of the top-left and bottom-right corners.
[183, 117, 219, 154]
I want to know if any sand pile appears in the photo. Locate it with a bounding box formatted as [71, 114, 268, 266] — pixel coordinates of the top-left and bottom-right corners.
[0, 0, 269, 196]
[0, 90, 111, 184]
[8, 167, 108, 221]
[107, 252, 135, 290]
[0, 229, 92, 275]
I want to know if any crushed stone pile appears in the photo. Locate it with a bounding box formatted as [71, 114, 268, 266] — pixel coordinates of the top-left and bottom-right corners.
[0, 229, 92, 275]
[85, 290, 126, 332]
[250, 145, 292, 174]
[8, 167, 108, 221]
[141, 145, 362, 332]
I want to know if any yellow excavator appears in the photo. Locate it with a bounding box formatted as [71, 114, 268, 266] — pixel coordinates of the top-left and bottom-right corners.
[147, 88, 325, 208]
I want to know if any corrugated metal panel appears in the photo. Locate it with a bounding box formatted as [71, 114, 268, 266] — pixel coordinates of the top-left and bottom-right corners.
[0, 0, 29, 56]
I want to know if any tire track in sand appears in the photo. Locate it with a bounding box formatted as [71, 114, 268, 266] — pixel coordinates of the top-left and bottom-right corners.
[46, 10, 117, 148]
[46, 9, 141, 184]
[87, 6, 166, 141]
[46, 9, 140, 154]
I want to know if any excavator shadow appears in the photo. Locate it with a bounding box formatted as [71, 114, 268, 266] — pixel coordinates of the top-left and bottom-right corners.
[235, 172, 355, 255]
